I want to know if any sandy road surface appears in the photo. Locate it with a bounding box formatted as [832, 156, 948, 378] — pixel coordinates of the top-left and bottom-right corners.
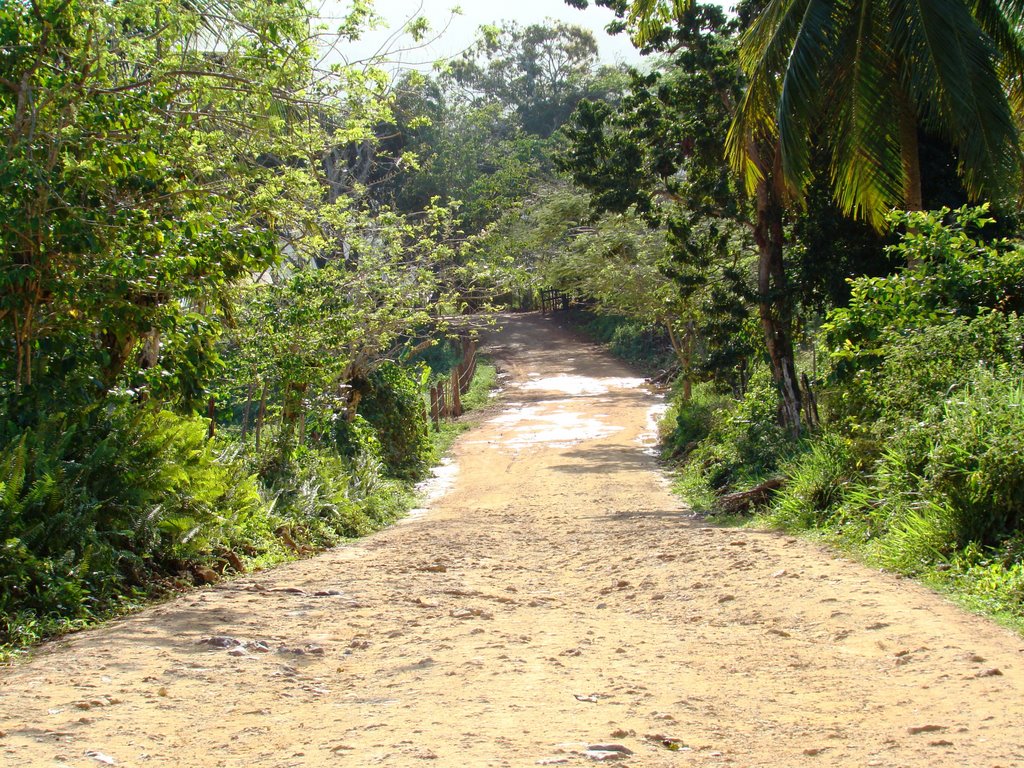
[2, 313, 1024, 768]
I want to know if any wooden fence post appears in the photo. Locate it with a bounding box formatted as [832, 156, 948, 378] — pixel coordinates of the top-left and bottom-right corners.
[451, 368, 462, 416]
[430, 384, 440, 430]
[427, 335, 479, 428]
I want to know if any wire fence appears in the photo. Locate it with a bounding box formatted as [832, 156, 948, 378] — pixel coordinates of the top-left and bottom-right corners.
[428, 336, 478, 428]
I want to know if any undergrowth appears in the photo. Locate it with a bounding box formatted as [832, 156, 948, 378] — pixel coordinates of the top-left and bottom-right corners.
[0, 357, 498, 661]
[428, 360, 498, 457]
[658, 208, 1024, 633]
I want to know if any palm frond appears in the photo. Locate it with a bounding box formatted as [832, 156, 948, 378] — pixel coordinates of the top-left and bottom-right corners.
[727, 0, 811, 191]
[777, 0, 840, 196]
[829, 0, 903, 228]
[970, 0, 1024, 175]
[897, 0, 1018, 198]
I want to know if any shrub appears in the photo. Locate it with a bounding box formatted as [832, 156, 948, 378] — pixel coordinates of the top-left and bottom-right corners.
[769, 432, 857, 529]
[913, 374, 1024, 547]
[661, 381, 731, 459]
[334, 414, 384, 464]
[871, 312, 1024, 432]
[822, 206, 1024, 430]
[840, 372, 1024, 573]
[357, 362, 432, 481]
[0, 403, 266, 645]
[413, 336, 463, 376]
[669, 366, 796, 512]
[262, 446, 407, 547]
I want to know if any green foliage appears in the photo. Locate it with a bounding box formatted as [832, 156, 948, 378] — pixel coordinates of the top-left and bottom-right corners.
[938, 555, 1024, 626]
[260, 447, 407, 548]
[879, 373, 1024, 552]
[574, 313, 676, 371]
[0, 404, 264, 644]
[0, 0, 383, 397]
[357, 363, 432, 482]
[0, 0, 510, 660]
[823, 207, 1024, 430]
[334, 415, 384, 466]
[669, 367, 795, 512]
[426, 361, 500, 459]
[550, 7, 769, 389]
[445, 21, 606, 137]
[457, 361, 498, 413]
[558, 4, 743, 223]
[0, 345, 493, 655]
[660, 382, 733, 459]
[412, 337, 464, 378]
[767, 432, 858, 530]
[726, 0, 1024, 228]
[724, 211, 1024, 627]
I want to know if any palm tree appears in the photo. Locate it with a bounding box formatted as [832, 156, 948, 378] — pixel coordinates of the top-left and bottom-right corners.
[609, 0, 1024, 433]
[726, 0, 1024, 229]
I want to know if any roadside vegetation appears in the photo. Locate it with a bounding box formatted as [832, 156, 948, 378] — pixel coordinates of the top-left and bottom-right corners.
[0, 0, 522, 658]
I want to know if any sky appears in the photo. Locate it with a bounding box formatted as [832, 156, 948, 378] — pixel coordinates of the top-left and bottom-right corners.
[315, 0, 648, 69]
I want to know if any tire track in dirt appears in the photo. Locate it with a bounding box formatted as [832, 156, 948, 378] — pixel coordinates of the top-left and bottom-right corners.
[1, 312, 1022, 767]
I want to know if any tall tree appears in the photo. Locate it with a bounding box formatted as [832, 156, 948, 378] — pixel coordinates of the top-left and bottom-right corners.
[0, 0, 395, 408]
[445, 20, 612, 137]
[565, 1, 807, 430]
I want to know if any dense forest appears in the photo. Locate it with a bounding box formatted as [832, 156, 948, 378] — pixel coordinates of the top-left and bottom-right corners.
[3, 0, 1024, 655]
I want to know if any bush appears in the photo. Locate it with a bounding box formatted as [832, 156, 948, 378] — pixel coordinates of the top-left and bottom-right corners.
[261, 446, 407, 548]
[334, 414, 384, 465]
[660, 381, 731, 459]
[773, 372, 1024, 581]
[769, 432, 858, 530]
[0, 403, 266, 645]
[669, 366, 796, 512]
[878, 373, 1024, 552]
[412, 336, 463, 376]
[357, 362, 432, 481]
[822, 206, 1024, 430]
[871, 312, 1024, 432]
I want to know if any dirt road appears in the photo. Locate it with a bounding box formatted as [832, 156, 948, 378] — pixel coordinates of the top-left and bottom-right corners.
[2, 313, 1023, 768]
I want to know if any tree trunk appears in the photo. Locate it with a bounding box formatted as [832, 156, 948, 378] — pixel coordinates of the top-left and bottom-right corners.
[240, 380, 256, 439]
[99, 329, 138, 391]
[683, 320, 695, 401]
[898, 94, 923, 213]
[255, 380, 268, 450]
[753, 159, 801, 438]
[206, 396, 216, 440]
[665, 320, 693, 401]
[898, 94, 922, 268]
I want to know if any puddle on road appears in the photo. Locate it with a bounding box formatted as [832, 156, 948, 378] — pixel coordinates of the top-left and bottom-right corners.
[488, 403, 623, 448]
[405, 370, 670, 513]
[636, 399, 669, 456]
[481, 374, 652, 450]
[515, 374, 647, 396]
